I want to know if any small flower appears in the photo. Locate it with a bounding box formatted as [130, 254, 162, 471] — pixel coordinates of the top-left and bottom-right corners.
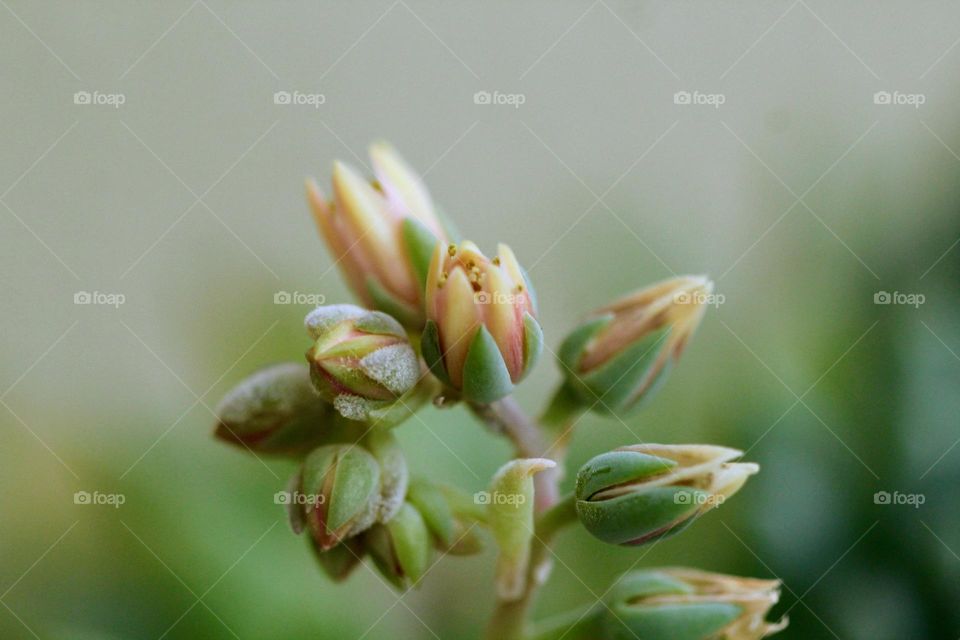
[603, 568, 786, 640]
[575, 444, 757, 546]
[557, 275, 713, 414]
[306, 143, 448, 328]
[420, 241, 543, 403]
[305, 304, 420, 422]
[213, 363, 333, 456]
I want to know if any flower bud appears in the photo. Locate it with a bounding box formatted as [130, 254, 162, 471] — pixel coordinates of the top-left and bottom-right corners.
[306, 143, 448, 328]
[421, 241, 543, 403]
[558, 275, 713, 414]
[365, 502, 433, 589]
[310, 537, 365, 583]
[603, 568, 786, 640]
[406, 478, 484, 555]
[305, 304, 420, 422]
[297, 444, 382, 550]
[575, 444, 757, 546]
[487, 458, 556, 600]
[213, 363, 333, 455]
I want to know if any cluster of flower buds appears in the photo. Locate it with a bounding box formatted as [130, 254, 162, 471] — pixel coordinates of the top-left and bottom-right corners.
[308, 476, 484, 586]
[421, 241, 543, 404]
[209, 141, 788, 638]
[362, 478, 484, 588]
[306, 143, 450, 329]
[575, 444, 757, 546]
[557, 276, 714, 415]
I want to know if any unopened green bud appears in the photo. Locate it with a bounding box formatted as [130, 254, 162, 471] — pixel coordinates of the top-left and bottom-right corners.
[305, 305, 420, 422]
[603, 568, 786, 640]
[364, 430, 409, 523]
[407, 479, 483, 555]
[558, 276, 713, 415]
[298, 445, 381, 551]
[487, 458, 557, 600]
[310, 537, 365, 583]
[365, 502, 433, 589]
[213, 363, 333, 455]
[575, 445, 757, 546]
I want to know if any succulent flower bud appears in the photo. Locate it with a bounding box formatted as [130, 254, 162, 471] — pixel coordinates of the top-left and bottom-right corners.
[306, 143, 448, 328]
[487, 458, 557, 600]
[296, 444, 382, 551]
[575, 445, 757, 546]
[602, 568, 786, 640]
[558, 275, 713, 414]
[365, 501, 433, 589]
[213, 363, 333, 455]
[421, 241, 543, 403]
[310, 537, 365, 583]
[305, 305, 420, 422]
[407, 478, 484, 555]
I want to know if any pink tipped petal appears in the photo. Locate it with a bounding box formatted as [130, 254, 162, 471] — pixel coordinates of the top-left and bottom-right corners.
[484, 264, 524, 380]
[307, 179, 373, 304]
[369, 142, 443, 239]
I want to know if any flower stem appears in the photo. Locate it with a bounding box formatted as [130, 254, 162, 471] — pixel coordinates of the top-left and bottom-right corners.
[471, 395, 583, 640]
[469, 397, 560, 511]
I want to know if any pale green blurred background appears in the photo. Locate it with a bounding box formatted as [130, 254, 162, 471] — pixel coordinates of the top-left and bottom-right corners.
[2, 2, 959, 638]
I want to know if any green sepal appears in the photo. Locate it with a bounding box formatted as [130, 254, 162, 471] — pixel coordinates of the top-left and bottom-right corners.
[575, 450, 677, 500]
[575, 485, 705, 546]
[606, 570, 692, 605]
[407, 478, 456, 547]
[301, 445, 381, 547]
[462, 326, 514, 404]
[354, 309, 407, 338]
[522, 312, 543, 379]
[363, 430, 408, 523]
[420, 319, 452, 386]
[401, 217, 440, 291]
[606, 602, 743, 640]
[386, 502, 432, 585]
[580, 325, 670, 413]
[310, 537, 364, 583]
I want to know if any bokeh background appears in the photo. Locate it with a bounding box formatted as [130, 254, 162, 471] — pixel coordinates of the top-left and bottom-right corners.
[2, 1, 959, 638]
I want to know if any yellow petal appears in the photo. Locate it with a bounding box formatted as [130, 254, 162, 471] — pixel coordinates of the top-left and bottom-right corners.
[484, 263, 523, 380]
[369, 142, 443, 239]
[332, 161, 416, 302]
[424, 242, 445, 320]
[306, 179, 372, 304]
[440, 268, 480, 388]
